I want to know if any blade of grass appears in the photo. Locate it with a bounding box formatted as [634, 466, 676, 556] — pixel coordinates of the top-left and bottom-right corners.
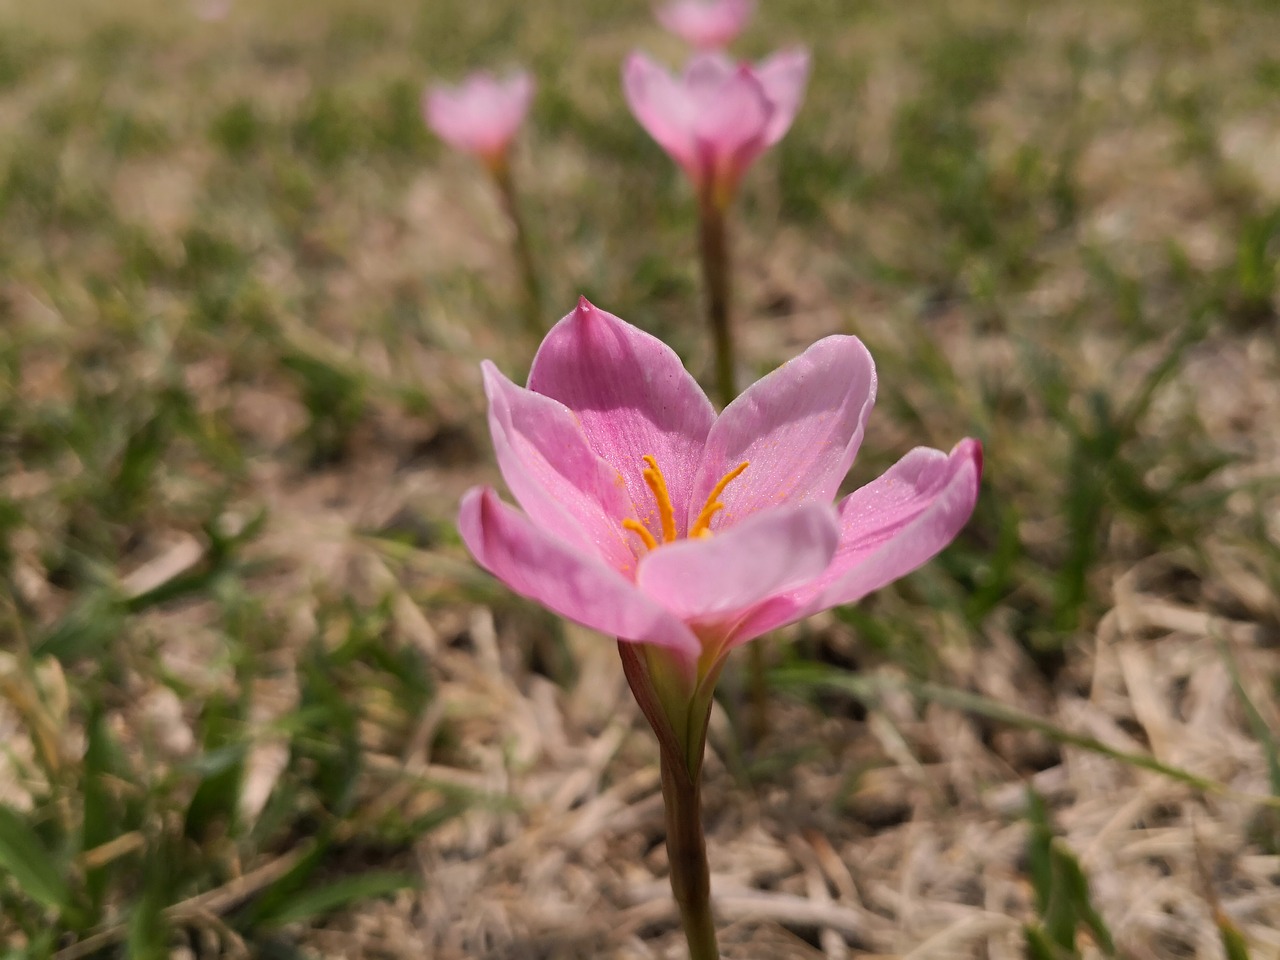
[0, 804, 72, 916]
[1216, 638, 1280, 798]
[254, 870, 417, 929]
[775, 665, 1273, 803]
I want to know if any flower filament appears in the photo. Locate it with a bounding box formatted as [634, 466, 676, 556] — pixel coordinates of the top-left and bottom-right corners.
[622, 456, 749, 552]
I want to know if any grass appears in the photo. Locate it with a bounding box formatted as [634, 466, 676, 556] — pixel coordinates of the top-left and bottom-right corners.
[1, 0, 1278, 956]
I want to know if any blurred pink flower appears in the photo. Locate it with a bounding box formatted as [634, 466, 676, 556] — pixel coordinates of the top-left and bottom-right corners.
[191, 0, 232, 21]
[656, 0, 755, 49]
[458, 298, 982, 686]
[423, 71, 534, 168]
[623, 48, 809, 204]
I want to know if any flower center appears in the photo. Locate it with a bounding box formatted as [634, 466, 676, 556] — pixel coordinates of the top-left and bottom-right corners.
[622, 455, 749, 552]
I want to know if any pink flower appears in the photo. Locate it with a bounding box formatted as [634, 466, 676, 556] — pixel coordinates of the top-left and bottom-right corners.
[656, 0, 755, 49]
[191, 0, 231, 21]
[423, 71, 534, 169]
[623, 48, 809, 203]
[457, 299, 982, 688]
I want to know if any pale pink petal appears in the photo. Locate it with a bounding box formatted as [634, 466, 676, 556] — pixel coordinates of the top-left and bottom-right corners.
[191, 0, 232, 21]
[754, 46, 810, 145]
[459, 488, 701, 657]
[691, 335, 876, 531]
[476, 73, 533, 152]
[682, 49, 738, 87]
[656, 0, 755, 49]
[528, 299, 715, 537]
[637, 502, 838, 623]
[623, 53, 701, 176]
[423, 90, 457, 139]
[814, 439, 983, 606]
[482, 362, 637, 574]
[623, 48, 793, 192]
[423, 71, 533, 159]
[684, 56, 771, 181]
[732, 440, 983, 640]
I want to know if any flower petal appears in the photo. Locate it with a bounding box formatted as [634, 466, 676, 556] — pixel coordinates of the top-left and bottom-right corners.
[682, 49, 738, 87]
[656, 0, 755, 49]
[528, 298, 716, 535]
[423, 71, 533, 159]
[754, 46, 810, 145]
[482, 362, 637, 573]
[684, 56, 771, 182]
[691, 335, 876, 530]
[636, 502, 839, 623]
[732, 439, 982, 640]
[458, 487, 701, 657]
[623, 52, 700, 176]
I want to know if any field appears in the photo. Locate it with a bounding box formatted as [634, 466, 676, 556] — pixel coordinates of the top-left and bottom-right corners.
[1, 0, 1279, 957]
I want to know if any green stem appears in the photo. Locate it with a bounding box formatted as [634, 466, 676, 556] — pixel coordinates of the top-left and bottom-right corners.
[697, 188, 771, 746]
[660, 752, 720, 960]
[491, 161, 543, 337]
[618, 641, 724, 960]
[697, 188, 735, 409]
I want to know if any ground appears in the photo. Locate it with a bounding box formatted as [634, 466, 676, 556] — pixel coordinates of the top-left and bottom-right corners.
[0, 0, 1278, 957]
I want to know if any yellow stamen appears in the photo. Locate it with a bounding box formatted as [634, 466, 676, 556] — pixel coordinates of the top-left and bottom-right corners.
[622, 518, 658, 551]
[690, 461, 749, 539]
[641, 454, 678, 544]
[623, 456, 750, 553]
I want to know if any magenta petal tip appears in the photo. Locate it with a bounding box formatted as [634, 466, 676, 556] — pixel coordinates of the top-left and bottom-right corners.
[964, 437, 985, 479]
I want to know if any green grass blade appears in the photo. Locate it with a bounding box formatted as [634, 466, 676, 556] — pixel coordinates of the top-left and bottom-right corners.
[1216, 639, 1280, 798]
[255, 871, 417, 929]
[776, 666, 1244, 800]
[0, 804, 71, 915]
[1219, 915, 1253, 960]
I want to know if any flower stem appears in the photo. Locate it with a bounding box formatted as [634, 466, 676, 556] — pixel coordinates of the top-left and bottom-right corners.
[745, 642, 769, 745]
[697, 187, 735, 410]
[697, 187, 770, 746]
[660, 752, 720, 960]
[491, 160, 543, 337]
[618, 641, 723, 960]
